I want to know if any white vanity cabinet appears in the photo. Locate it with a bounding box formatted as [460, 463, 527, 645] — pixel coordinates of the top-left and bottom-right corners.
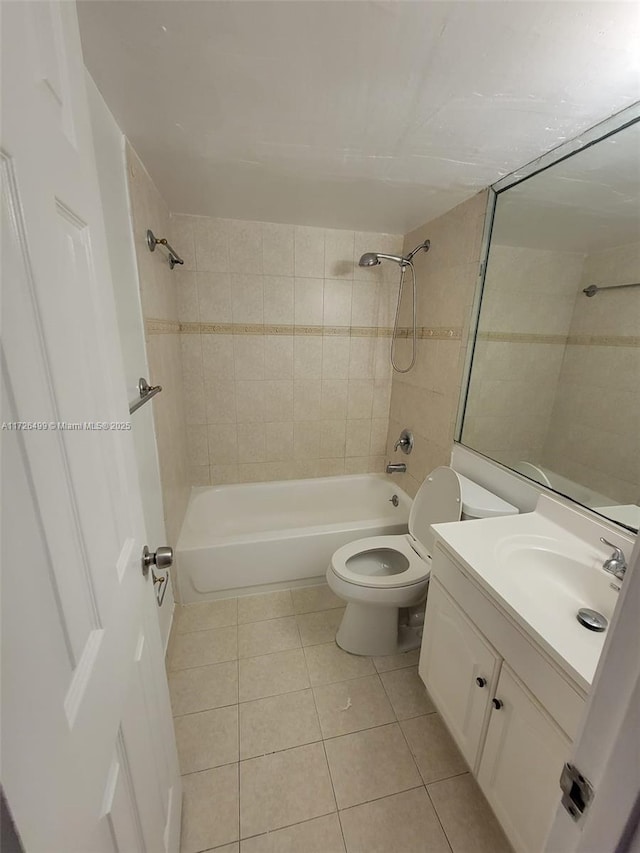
[478, 664, 570, 853]
[419, 579, 500, 768]
[420, 543, 584, 853]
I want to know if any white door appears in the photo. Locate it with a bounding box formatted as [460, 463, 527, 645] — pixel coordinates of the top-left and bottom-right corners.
[478, 665, 570, 853]
[1, 2, 181, 850]
[419, 579, 501, 768]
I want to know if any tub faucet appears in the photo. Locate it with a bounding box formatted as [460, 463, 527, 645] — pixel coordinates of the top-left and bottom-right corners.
[386, 462, 406, 474]
[600, 538, 627, 580]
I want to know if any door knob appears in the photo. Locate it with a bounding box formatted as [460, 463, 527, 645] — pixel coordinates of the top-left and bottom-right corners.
[141, 545, 173, 577]
[492, 698, 504, 710]
[475, 677, 487, 688]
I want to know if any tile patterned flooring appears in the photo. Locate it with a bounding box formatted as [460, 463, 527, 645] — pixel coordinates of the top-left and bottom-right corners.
[167, 585, 513, 853]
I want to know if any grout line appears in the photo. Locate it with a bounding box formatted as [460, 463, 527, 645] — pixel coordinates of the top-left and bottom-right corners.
[423, 781, 457, 853]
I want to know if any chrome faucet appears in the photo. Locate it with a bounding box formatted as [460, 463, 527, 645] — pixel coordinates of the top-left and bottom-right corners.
[600, 537, 627, 580]
[386, 463, 406, 474]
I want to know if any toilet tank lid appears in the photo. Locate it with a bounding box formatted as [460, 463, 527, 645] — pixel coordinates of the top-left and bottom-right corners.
[457, 474, 518, 518]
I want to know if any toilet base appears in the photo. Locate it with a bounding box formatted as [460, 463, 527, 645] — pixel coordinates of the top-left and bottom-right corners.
[335, 602, 423, 657]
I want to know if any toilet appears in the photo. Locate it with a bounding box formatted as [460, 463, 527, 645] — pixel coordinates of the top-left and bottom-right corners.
[327, 466, 518, 656]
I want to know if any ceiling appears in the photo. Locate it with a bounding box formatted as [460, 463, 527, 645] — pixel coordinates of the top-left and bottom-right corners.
[78, 1, 640, 234]
[493, 119, 640, 252]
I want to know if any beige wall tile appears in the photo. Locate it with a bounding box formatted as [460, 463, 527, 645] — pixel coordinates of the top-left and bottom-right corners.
[188, 465, 210, 486]
[228, 219, 263, 273]
[205, 380, 236, 425]
[322, 337, 351, 379]
[208, 424, 238, 466]
[264, 381, 294, 422]
[347, 379, 374, 419]
[323, 280, 352, 325]
[230, 273, 264, 324]
[349, 337, 376, 379]
[295, 226, 325, 278]
[202, 334, 234, 379]
[266, 421, 294, 461]
[264, 335, 294, 379]
[346, 419, 372, 457]
[294, 380, 322, 421]
[264, 275, 294, 324]
[192, 216, 230, 273]
[294, 421, 322, 460]
[325, 228, 355, 279]
[233, 335, 265, 380]
[236, 380, 266, 423]
[295, 278, 324, 324]
[321, 380, 348, 420]
[237, 423, 266, 463]
[352, 281, 380, 327]
[294, 336, 323, 379]
[262, 222, 294, 276]
[197, 272, 232, 323]
[176, 270, 199, 322]
[319, 419, 347, 458]
[169, 214, 196, 271]
[186, 424, 209, 466]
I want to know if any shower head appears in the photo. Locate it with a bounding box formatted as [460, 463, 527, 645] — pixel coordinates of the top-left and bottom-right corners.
[358, 240, 430, 269]
[358, 251, 406, 267]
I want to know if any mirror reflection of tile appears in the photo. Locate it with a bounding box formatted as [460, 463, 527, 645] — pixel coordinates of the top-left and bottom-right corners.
[461, 121, 640, 532]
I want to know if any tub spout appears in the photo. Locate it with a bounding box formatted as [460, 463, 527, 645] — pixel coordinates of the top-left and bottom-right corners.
[386, 462, 406, 474]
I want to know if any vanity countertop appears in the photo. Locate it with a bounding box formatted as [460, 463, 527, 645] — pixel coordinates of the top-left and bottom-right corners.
[431, 495, 635, 691]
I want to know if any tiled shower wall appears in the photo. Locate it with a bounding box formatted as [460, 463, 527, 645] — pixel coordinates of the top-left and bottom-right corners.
[385, 192, 489, 497]
[167, 215, 403, 485]
[126, 144, 190, 543]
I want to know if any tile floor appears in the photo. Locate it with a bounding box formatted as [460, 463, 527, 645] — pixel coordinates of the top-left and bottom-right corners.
[167, 585, 513, 853]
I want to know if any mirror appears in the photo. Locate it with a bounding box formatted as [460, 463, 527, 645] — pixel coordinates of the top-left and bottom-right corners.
[460, 118, 640, 533]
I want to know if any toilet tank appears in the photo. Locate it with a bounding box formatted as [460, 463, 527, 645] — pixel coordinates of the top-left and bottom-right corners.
[457, 474, 518, 520]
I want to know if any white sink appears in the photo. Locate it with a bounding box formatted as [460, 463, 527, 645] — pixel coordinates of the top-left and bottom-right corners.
[431, 495, 634, 689]
[494, 534, 618, 621]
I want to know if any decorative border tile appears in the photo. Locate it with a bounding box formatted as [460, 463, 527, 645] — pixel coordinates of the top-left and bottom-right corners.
[145, 319, 464, 340]
[145, 318, 181, 334]
[477, 330, 639, 348]
[567, 334, 640, 348]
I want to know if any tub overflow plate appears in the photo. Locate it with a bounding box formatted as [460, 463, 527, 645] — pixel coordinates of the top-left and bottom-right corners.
[576, 608, 608, 632]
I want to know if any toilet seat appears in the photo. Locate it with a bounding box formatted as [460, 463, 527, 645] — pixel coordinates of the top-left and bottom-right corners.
[330, 534, 430, 589]
[329, 467, 463, 591]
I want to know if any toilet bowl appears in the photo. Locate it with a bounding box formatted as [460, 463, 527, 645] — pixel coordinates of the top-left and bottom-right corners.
[327, 466, 518, 656]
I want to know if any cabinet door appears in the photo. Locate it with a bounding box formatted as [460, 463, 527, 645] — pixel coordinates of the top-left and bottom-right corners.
[419, 579, 501, 768]
[478, 665, 570, 853]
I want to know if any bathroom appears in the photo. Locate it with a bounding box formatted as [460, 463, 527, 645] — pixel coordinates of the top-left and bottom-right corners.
[1, 1, 639, 852]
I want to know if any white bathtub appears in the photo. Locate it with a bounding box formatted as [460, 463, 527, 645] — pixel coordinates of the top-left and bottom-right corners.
[176, 474, 411, 602]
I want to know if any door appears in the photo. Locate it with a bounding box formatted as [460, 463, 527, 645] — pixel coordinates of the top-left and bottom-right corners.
[1, 2, 181, 850]
[478, 665, 570, 853]
[419, 578, 501, 768]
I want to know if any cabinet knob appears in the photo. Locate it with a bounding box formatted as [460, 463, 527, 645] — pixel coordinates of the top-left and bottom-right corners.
[492, 698, 504, 710]
[475, 677, 487, 688]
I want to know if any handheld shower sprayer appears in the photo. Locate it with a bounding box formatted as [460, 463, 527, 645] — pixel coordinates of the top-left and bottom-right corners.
[357, 240, 430, 373]
[357, 240, 430, 269]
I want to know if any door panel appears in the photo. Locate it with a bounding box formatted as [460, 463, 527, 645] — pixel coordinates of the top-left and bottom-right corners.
[1, 2, 180, 849]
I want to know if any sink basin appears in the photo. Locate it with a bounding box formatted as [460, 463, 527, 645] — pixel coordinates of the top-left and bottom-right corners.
[430, 495, 633, 689]
[495, 534, 617, 621]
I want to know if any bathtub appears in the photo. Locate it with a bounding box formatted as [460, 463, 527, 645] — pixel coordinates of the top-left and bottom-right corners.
[176, 474, 411, 602]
